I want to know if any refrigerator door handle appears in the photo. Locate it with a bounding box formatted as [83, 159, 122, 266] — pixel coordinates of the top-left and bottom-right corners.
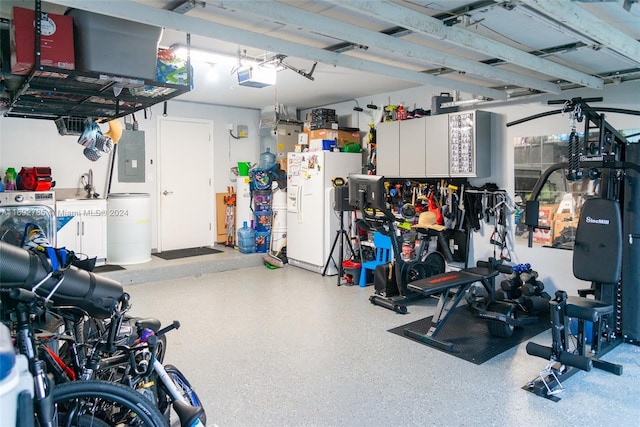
[297, 183, 303, 222]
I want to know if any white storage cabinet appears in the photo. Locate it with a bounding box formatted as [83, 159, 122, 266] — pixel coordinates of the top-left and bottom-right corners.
[56, 200, 107, 265]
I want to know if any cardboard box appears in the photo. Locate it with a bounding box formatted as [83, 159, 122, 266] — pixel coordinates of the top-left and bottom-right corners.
[538, 204, 559, 223]
[532, 227, 553, 244]
[11, 7, 75, 74]
[308, 129, 360, 147]
[553, 213, 578, 241]
[532, 203, 558, 244]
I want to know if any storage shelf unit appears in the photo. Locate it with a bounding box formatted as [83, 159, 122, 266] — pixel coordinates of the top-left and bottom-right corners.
[4, 66, 190, 123]
[3, 0, 191, 124]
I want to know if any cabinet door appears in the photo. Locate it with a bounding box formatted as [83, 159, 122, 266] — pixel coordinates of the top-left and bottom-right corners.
[376, 121, 400, 176]
[448, 112, 475, 177]
[81, 213, 107, 260]
[79, 201, 107, 261]
[448, 110, 492, 178]
[399, 118, 426, 177]
[425, 114, 450, 177]
[56, 202, 81, 251]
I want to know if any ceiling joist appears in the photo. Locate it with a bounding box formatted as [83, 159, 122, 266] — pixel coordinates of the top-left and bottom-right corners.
[336, 0, 603, 90]
[520, 0, 640, 65]
[219, 0, 561, 94]
[45, 0, 508, 100]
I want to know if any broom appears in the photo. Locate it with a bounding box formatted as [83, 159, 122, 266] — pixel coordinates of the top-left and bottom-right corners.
[263, 238, 286, 269]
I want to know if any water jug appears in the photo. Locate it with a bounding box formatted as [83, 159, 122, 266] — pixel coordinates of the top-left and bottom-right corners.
[237, 221, 256, 254]
[258, 147, 276, 170]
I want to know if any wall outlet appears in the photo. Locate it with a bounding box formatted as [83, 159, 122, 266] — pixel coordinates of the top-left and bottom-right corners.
[227, 122, 234, 131]
[237, 125, 249, 138]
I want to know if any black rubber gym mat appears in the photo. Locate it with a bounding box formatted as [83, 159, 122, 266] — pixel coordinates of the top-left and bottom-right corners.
[388, 306, 549, 365]
[154, 247, 223, 260]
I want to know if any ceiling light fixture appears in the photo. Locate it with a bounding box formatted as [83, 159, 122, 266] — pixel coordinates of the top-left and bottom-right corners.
[440, 98, 486, 108]
[170, 44, 259, 67]
[170, 44, 278, 88]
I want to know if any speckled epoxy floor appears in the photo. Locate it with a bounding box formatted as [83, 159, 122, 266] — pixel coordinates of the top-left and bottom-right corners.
[121, 264, 640, 427]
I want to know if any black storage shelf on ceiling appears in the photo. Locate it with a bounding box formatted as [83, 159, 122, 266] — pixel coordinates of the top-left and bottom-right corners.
[4, 65, 191, 123]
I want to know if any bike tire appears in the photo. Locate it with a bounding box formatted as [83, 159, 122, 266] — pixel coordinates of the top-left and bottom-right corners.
[52, 379, 169, 427]
[162, 364, 207, 425]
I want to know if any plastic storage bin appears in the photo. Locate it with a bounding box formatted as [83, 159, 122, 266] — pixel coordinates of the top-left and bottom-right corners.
[342, 260, 362, 286]
[255, 231, 271, 253]
[65, 9, 162, 80]
[253, 190, 272, 211]
[254, 211, 272, 232]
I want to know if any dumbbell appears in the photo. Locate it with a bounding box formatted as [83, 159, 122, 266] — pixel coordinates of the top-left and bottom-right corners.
[521, 280, 545, 296]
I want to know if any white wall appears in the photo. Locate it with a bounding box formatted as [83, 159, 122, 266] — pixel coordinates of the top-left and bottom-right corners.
[0, 100, 262, 249]
[2, 79, 637, 288]
[302, 80, 640, 295]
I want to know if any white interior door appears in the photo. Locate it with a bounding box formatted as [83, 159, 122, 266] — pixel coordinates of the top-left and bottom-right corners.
[159, 117, 214, 251]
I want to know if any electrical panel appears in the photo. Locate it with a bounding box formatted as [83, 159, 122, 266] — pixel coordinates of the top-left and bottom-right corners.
[118, 130, 146, 183]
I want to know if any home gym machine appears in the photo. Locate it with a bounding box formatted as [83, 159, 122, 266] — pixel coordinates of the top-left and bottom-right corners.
[507, 97, 640, 400]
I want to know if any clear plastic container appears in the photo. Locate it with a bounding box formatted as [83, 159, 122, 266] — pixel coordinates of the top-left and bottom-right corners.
[258, 147, 276, 170]
[237, 221, 256, 254]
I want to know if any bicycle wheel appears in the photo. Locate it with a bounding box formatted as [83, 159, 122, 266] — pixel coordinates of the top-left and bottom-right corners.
[53, 379, 169, 427]
[160, 364, 207, 425]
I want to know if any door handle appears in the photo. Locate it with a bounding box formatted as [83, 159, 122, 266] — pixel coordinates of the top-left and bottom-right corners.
[162, 190, 174, 196]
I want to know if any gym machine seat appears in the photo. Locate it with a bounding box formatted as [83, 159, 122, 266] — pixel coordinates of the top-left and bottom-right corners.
[525, 198, 623, 400]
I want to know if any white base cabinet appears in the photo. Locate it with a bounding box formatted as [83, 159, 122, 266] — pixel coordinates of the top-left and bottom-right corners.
[56, 200, 107, 266]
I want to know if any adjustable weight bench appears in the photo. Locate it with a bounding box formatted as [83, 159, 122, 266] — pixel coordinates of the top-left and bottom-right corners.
[403, 265, 502, 352]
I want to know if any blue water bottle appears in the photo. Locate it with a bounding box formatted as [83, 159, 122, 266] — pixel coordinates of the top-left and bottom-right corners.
[258, 147, 276, 170]
[238, 221, 256, 254]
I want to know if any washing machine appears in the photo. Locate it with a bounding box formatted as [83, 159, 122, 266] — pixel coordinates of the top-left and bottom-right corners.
[0, 191, 56, 247]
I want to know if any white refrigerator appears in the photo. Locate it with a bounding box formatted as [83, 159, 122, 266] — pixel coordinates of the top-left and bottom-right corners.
[287, 151, 362, 275]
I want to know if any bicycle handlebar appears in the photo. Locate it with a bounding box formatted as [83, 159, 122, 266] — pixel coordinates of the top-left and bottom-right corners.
[156, 320, 181, 337]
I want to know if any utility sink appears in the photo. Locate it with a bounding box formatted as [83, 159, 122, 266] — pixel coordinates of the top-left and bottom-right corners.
[55, 188, 102, 202]
[58, 197, 102, 201]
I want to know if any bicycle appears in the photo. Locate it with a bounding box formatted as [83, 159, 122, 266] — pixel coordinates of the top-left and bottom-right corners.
[41, 294, 206, 426]
[1, 240, 206, 426]
[1, 286, 168, 427]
